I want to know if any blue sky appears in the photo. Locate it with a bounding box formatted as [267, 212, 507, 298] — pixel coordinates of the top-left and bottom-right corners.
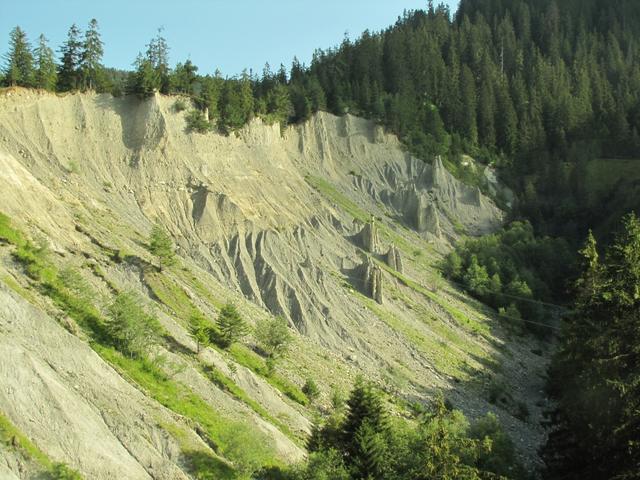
[2, 0, 460, 77]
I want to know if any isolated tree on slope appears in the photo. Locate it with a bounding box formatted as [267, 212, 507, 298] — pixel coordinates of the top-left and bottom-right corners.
[255, 315, 292, 374]
[3, 26, 34, 87]
[215, 303, 248, 348]
[33, 34, 57, 90]
[148, 224, 175, 271]
[58, 24, 82, 91]
[189, 312, 211, 354]
[106, 291, 162, 358]
[80, 18, 104, 91]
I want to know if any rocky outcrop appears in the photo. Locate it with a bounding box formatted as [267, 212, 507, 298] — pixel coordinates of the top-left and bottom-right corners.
[416, 201, 442, 238]
[356, 220, 379, 253]
[385, 245, 403, 273]
[362, 257, 384, 304]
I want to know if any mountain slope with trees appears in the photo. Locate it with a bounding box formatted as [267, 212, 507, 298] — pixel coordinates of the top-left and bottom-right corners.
[2, 1, 640, 478]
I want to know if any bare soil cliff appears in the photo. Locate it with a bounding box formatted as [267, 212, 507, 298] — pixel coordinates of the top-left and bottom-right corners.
[0, 89, 547, 478]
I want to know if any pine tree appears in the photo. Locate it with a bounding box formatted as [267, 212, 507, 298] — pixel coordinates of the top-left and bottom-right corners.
[458, 65, 478, 145]
[3, 26, 34, 87]
[33, 34, 57, 90]
[215, 303, 247, 349]
[495, 81, 518, 155]
[254, 316, 292, 374]
[544, 214, 640, 479]
[148, 224, 175, 271]
[80, 19, 104, 91]
[58, 24, 82, 91]
[189, 312, 211, 354]
[105, 291, 162, 358]
[353, 421, 386, 480]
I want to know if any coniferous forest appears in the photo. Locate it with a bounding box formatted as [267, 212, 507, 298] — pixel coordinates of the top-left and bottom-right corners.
[3, 1, 640, 478]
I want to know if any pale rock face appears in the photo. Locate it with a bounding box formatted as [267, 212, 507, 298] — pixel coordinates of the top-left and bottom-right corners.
[357, 221, 380, 253]
[362, 257, 384, 304]
[386, 245, 404, 274]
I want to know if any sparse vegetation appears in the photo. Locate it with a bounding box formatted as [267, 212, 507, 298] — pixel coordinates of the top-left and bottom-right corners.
[100, 346, 278, 477]
[50, 463, 84, 480]
[173, 98, 187, 112]
[185, 109, 212, 133]
[302, 378, 320, 402]
[0, 411, 83, 479]
[228, 344, 308, 406]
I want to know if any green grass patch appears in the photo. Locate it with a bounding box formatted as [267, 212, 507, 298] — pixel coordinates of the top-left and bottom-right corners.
[156, 419, 235, 479]
[0, 213, 281, 476]
[0, 411, 51, 467]
[388, 283, 486, 361]
[145, 271, 197, 321]
[0, 212, 25, 246]
[175, 269, 224, 310]
[0, 272, 37, 303]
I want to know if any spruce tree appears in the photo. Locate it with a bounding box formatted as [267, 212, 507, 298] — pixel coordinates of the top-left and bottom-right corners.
[341, 377, 387, 454]
[58, 24, 82, 91]
[33, 34, 57, 90]
[3, 26, 34, 87]
[80, 19, 104, 91]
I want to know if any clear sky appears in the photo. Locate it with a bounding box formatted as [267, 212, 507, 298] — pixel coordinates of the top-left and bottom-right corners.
[1, 0, 460, 77]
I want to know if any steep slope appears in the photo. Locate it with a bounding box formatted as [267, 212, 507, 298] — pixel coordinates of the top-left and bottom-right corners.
[0, 89, 547, 478]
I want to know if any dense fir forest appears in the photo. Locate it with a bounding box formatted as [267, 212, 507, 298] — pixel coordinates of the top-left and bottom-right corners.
[3, 1, 640, 478]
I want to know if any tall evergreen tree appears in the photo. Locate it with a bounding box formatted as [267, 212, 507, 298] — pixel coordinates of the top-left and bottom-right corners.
[3, 26, 34, 87]
[171, 59, 198, 95]
[33, 34, 57, 90]
[544, 214, 640, 479]
[57, 24, 82, 91]
[145, 28, 170, 93]
[80, 18, 104, 91]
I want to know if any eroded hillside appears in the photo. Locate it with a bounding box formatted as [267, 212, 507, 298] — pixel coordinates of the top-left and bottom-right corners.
[0, 89, 549, 478]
